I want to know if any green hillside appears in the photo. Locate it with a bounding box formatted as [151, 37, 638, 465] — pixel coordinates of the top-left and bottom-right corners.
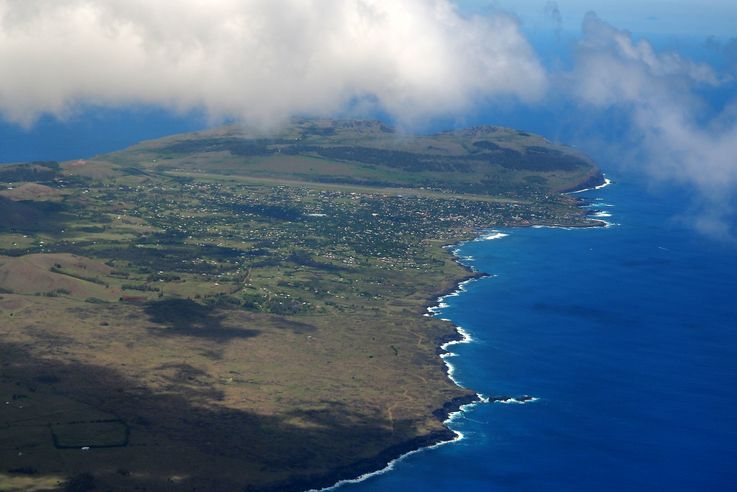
[101, 119, 603, 195]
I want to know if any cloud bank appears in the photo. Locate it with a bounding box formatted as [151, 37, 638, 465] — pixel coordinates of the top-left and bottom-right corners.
[568, 13, 737, 239]
[0, 0, 546, 127]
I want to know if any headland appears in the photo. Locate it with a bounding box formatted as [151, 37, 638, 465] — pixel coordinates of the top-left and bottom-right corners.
[0, 119, 604, 491]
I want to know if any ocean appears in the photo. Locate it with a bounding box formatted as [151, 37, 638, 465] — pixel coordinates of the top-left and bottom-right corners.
[0, 107, 205, 164]
[339, 176, 737, 491]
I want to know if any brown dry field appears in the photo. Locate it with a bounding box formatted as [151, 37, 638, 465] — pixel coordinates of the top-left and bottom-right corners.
[0, 256, 472, 491]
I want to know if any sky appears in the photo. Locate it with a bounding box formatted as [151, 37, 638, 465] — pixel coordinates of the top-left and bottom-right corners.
[0, 0, 736, 240]
[458, 0, 737, 38]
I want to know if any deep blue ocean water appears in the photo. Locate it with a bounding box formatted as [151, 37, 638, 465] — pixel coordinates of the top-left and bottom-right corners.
[0, 107, 205, 164]
[342, 177, 737, 491]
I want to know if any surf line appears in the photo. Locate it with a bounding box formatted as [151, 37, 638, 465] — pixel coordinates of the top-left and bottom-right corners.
[317, 187, 617, 489]
[312, 231, 515, 492]
[567, 175, 613, 194]
[438, 232, 538, 406]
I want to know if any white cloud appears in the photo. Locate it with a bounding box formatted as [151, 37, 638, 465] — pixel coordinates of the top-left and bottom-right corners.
[0, 0, 546, 128]
[572, 12, 723, 107]
[568, 13, 737, 240]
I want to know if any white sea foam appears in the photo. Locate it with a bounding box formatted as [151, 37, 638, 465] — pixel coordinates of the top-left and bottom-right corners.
[592, 211, 612, 218]
[310, 429, 465, 491]
[439, 327, 475, 386]
[582, 203, 614, 209]
[312, 395, 483, 491]
[440, 327, 473, 352]
[531, 225, 587, 231]
[456, 327, 473, 344]
[531, 220, 618, 230]
[477, 231, 509, 241]
[492, 397, 540, 405]
[568, 176, 613, 194]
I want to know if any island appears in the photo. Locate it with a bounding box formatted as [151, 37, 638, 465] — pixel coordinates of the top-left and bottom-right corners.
[0, 120, 604, 491]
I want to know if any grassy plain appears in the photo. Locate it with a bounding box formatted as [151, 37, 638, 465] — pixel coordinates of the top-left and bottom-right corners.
[0, 121, 602, 491]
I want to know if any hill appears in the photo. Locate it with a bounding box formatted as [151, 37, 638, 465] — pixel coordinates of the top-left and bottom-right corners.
[98, 119, 603, 195]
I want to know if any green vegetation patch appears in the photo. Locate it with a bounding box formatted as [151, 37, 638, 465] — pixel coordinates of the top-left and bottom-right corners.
[107, 119, 602, 195]
[0, 196, 68, 233]
[0, 162, 60, 183]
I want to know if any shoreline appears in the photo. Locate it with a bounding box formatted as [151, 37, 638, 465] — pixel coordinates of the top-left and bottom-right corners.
[305, 262, 488, 492]
[303, 184, 612, 492]
[305, 239, 499, 492]
[567, 175, 612, 194]
[558, 169, 610, 194]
